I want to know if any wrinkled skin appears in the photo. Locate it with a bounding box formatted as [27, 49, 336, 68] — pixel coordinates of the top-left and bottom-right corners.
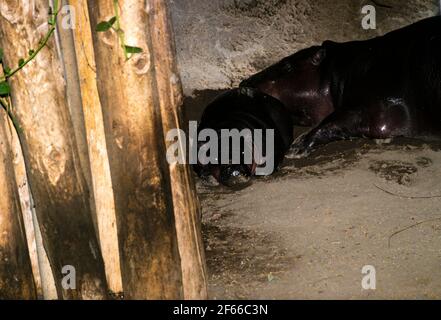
[242, 16, 441, 158]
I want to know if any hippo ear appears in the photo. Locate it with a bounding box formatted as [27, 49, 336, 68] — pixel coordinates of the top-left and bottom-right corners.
[311, 48, 326, 66]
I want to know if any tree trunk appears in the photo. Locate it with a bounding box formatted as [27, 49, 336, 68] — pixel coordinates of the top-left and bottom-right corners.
[0, 0, 108, 299]
[68, 0, 123, 296]
[148, 0, 208, 299]
[88, 0, 183, 299]
[0, 113, 36, 299]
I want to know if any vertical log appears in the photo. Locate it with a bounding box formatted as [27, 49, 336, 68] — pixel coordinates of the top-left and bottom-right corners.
[55, 0, 98, 235]
[31, 194, 58, 300]
[68, 0, 123, 295]
[149, 0, 208, 299]
[0, 113, 36, 299]
[1, 65, 45, 299]
[5, 81, 57, 300]
[8, 116, 43, 299]
[11, 140, 58, 299]
[88, 1, 183, 299]
[6, 104, 58, 301]
[0, 0, 108, 299]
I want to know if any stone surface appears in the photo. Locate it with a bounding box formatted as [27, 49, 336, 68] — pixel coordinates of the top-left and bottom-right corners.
[170, 0, 438, 95]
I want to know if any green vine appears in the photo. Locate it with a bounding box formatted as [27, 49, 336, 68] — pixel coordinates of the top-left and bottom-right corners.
[96, 0, 143, 60]
[0, 0, 61, 133]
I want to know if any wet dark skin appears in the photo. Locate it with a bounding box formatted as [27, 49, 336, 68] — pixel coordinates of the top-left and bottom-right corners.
[196, 87, 293, 186]
[241, 16, 441, 158]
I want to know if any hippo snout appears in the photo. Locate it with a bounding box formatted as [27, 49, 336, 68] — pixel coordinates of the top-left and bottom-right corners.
[219, 164, 252, 189]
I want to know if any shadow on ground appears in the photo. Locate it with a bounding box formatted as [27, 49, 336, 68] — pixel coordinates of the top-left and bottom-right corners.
[185, 91, 441, 299]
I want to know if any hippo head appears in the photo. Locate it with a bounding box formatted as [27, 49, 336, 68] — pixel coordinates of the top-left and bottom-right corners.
[194, 87, 293, 189]
[194, 135, 256, 189]
[240, 43, 334, 126]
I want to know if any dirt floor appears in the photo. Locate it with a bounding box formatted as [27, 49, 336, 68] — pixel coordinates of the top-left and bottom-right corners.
[186, 91, 441, 300]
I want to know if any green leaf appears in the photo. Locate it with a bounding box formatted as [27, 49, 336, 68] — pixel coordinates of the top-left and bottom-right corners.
[108, 16, 117, 26]
[29, 49, 35, 56]
[3, 66, 11, 75]
[124, 45, 143, 54]
[96, 20, 114, 32]
[0, 81, 10, 96]
[18, 58, 25, 67]
[0, 48, 3, 62]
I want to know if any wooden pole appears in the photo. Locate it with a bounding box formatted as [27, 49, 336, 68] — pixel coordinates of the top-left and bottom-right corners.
[0, 0, 108, 299]
[88, 0, 183, 299]
[55, 0, 98, 236]
[6, 99, 57, 300]
[1, 62, 45, 299]
[7, 109, 58, 299]
[68, 0, 123, 295]
[148, 0, 208, 299]
[0, 113, 36, 299]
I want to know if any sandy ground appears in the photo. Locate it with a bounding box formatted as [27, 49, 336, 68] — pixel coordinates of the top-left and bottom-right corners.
[186, 91, 441, 300]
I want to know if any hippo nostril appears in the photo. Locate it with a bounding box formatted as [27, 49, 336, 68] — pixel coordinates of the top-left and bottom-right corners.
[231, 170, 241, 177]
[220, 165, 252, 189]
[221, 173, 252, 189]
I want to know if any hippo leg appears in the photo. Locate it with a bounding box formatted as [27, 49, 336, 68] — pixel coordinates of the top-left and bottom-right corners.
[287, 100, 414, 158]
[286, 111, 359, 158]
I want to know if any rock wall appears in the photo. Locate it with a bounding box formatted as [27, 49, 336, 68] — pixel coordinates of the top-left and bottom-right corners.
[170, 0, 439, 95]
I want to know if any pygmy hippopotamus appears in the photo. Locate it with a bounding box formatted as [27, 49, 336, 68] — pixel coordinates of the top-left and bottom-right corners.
[195, 87, 293, 187]
[242, 16, 441, 158]
[197, 16, 441, 185]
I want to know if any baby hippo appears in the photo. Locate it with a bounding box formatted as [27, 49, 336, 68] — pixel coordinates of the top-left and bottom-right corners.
[195, 87, 293, 187]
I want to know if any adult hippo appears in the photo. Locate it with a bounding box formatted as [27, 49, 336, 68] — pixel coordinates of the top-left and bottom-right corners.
[197, 16, 441, 185]
[241, 16, 441, 158]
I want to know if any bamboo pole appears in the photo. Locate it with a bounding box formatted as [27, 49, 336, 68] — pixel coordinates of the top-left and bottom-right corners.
[0, 113, 36, 299]
[68, 0, 123, 295]
[148, 0, 208, 299]
[0, 0, 108, 299]
[88, 0, 183, 299]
